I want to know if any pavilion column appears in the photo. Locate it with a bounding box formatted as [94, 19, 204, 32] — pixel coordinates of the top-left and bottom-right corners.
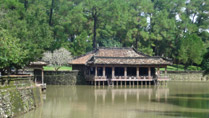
[157, 67, 160, 76]
[136, 67, 139, 79]
[148, 67, 151, 79]
[34, 69, 37, 84]
[124, 67, 127, 79]
[165, 66, 167, 76]
[95, 66, 97, 77]
[112, 67, 115, 79]
[103, 66, 105, 77]
[41, 68, 44, 84]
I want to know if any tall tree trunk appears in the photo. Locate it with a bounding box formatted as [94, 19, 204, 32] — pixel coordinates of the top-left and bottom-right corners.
[135, 23, 140, 49]
[49, 0, 54, 26]
[93, 17, 97, 49]
[92, 8, 97, 49]
[135, 33, 138, 49]
[24, 0, 28, 10]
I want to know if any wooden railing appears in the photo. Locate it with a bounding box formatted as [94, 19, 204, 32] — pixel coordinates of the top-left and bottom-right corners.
[86, 75, 154, 80]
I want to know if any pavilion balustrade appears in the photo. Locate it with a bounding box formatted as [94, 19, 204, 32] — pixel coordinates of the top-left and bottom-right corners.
[87, 66, 168, 81]
[156, 66, 169, 80]
[92, 75, 154, 80]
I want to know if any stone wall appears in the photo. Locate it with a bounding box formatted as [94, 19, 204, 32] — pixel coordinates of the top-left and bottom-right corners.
[44, 70, 85, 85]
[168, 71, 209, 81]
[0, 78, 42, 118]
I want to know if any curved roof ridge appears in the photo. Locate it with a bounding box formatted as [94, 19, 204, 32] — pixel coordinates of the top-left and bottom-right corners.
[97, 47, 132, 49]
[132, 48, 151, 57]
[72, 49, 97, 60]
[70, 47, 172, 65]
[94, 56, 162, 59]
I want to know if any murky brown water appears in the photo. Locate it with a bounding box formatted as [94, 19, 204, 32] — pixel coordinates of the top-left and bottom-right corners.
[19, 81, 209, 118]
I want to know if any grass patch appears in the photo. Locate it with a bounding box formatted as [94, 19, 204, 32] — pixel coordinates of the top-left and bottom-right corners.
[43, 66, 72, 71]
[160, 64, 202, 71]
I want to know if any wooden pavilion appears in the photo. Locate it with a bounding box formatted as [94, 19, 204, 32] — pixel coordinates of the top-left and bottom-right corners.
[29, 61, 47, 89]
[69, 47, 172, 86]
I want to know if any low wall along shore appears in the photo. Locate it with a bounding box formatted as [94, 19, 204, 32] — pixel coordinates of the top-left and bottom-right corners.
[167, 71, 208, 81]
[43, 70, 209, 85]
[0, 77, 42, 118]
[44, 70, 85, 85]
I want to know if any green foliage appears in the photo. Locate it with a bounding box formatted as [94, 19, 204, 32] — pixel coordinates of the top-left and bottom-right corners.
[69, 32, 92, 56]
[0, 28, 27, 69]
[203, 48, 209, 75]
[0, 0, 53, 71]
[0, 0, 208, 71]
[138, 46, 154, 56]
[178, 34, 205, 69]
[100, 39, 122, 48]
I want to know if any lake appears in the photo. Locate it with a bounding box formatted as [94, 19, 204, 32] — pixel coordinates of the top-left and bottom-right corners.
[19, 81, 209, 118]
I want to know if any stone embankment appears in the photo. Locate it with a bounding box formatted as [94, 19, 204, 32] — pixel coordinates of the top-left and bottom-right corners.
[44, 70, 85, 85]
[0, 77, 42, 118]
[168, 71, 208, 81]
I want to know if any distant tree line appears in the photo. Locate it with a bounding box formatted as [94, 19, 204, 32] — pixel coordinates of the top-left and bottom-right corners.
[0, 0, 208, 73]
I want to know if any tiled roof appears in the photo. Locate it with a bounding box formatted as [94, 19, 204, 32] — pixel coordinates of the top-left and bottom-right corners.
[70, 47, 172, 65]
[69, 51, 94, 65]
[95, 48, 145, 57]
[90, 57, 171, 65]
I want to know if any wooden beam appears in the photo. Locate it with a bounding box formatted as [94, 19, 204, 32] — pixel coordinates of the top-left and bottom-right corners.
[103, 66, 105, 77]
[41, 68, 44, 84]
[137, 67, 139, 77]
[148, 67, 151, 79]
[95, 66, 97, 77]
[124, 67, 127, 79]
[112, 67, 115, 79]
[157, 67, 160, 76]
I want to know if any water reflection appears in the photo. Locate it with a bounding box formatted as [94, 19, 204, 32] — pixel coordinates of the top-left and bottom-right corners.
[93, 86, 169, 104]
[157, 94, 209, 109]
[19, 82, 209, 118]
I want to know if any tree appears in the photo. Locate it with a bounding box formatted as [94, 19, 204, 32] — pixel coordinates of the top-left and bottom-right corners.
[126, 0, 153, 50]
[69, 32, 92, 56]
[42, 48, 73, 71]
[178, 34, 205, 69]
[203, 48, 209, 75]
[0, 0, 208, 71]
[82, 0, 109, 49]
[49, 0, 54, 26]
[0, 0, 53, 63]
[0, 28, 27, 74]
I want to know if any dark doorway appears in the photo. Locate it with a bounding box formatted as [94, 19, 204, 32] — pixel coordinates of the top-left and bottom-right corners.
[115, 67, 124, 76]
[105, 67, 112, 79]
[139, 67, 148, 76]
[127, 67, 136, 76]
[151, 67, 155, 76]
[90, 67, 95, 75]
[34, 69, 42, 83]
[97, 67, 103, 76]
